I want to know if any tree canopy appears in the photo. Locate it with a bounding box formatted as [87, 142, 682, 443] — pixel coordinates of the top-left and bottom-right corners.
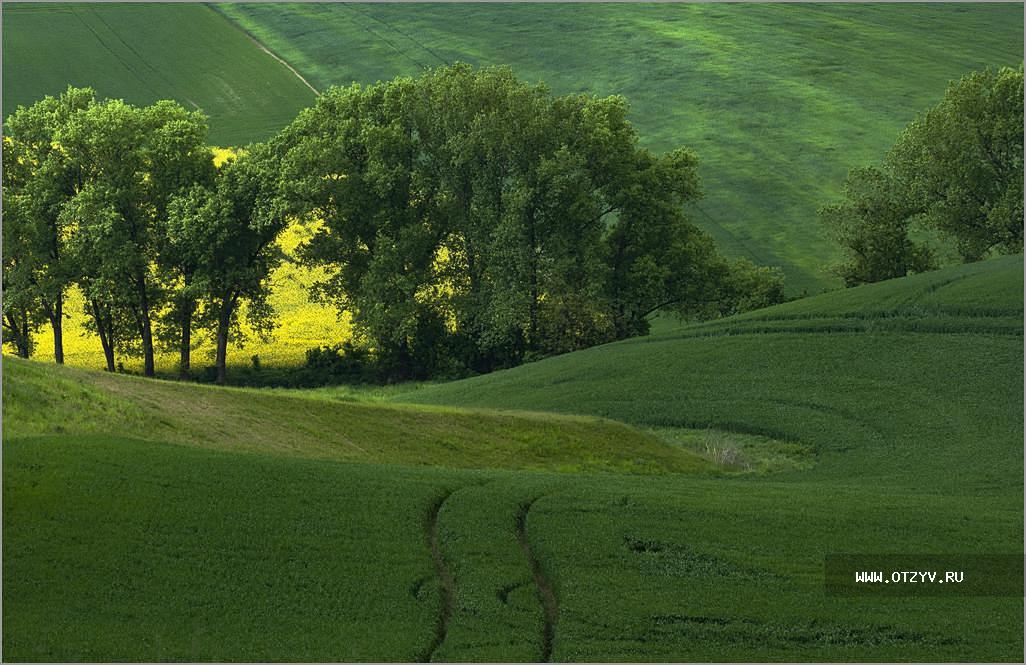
[280, 64, 781, 379]
[822, 65, 1023, 285]
[4, 69, 785, 383]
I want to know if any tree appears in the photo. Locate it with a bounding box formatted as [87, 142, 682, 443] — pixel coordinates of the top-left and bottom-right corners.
[603, 147, 712, 338]
[62, 189, 137, 372]
[2, 86, 97, 363]
[717, 258, 786, 316]
[282, 74, 454, 379]
[160, 185, 212, 379]
[823, 66, 1023, 284]
[820, 166, 936, 286]
[282, 63, 779, 377]
[1, 178, 42, 358]
[169, 145, 288, 385]
[56, 97, 211, 376]
[154, 132, 218, 379]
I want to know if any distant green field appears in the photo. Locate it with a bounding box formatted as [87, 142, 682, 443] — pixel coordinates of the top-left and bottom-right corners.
[1, 2, 315, 145]
[4, 3, 1020, 290]
[5, 257, 1023, 661]
[216, 2, 1024, 292]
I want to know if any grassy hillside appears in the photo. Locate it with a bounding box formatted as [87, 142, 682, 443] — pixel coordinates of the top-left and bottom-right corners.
[5, 3, 1020, 290]
[5, 258, 1023, 661]
[1, 2, 315, 145]
[399, 255, 1024, 490]
[216, 2, 1024, 292]
[2, 358, 711, 475]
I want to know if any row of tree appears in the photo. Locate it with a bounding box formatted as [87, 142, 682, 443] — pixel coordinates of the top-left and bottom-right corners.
[820, 65, 1023, 286]
[3, 88, 288, 383]
[3, 65, 783, 383]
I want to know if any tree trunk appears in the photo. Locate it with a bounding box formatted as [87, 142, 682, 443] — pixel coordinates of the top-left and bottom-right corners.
[91, 299, 116, 372]
[395, 338, 413, 382]
[214, 293, 236, 385]
[51, 294, 64, 364]
[5, 311, 29, 358]
[136, 276, 155, 377]
[179, 297, 194, 381]
[21, 315, 31, 358]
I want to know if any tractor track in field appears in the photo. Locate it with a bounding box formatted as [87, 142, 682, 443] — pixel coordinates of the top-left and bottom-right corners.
[516, 497, 559, 662]
[419, 488, 458, 663]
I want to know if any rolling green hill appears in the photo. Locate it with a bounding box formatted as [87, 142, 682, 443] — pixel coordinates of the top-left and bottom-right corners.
[2, 358, 712, 475]
[5, 257, 1023, 661]
[216, 1, 1024, 292]
[398, 255, 1024, 490]
[1, 2, 315, 145]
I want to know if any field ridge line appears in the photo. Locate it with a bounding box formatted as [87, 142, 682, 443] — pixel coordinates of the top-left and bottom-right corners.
[419, 488, 458, 663]
[517, 497, 559, 662]
[206, 4, 320, 96]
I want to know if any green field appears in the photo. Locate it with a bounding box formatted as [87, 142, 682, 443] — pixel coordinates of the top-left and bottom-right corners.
[3, 3, 1023, 659]
[215, 1, 1023, 292]
[5, 256, 1023, 661]
[4, 3, 1021, 291]
[1, 2, 315, 145]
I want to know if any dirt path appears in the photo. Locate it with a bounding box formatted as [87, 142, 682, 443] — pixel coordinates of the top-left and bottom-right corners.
[516, 497, 559, 662]
[419, 489, 457, 663]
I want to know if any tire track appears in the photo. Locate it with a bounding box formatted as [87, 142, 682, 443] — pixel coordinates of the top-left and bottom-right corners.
[345, 3, 450, 67]
[418, 489, 457, 663]
[516, 497, 559, 662]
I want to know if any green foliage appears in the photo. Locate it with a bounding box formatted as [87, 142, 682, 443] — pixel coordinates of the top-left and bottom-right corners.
[56, 94, 213, 375]
[303, 341, 373, 382]
[823, 66, 1024, 285]
[2, 86, 98, 362]
[820, 166, 937, 285]
[166, 145, 290, 383]
[283, 64, 767, 379]
[889, 65, 1024, 261]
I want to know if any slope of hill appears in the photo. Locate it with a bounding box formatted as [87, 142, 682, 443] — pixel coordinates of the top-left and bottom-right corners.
[4, 259, 1023, 661]
[1, 2, 315, 145]
[216, 2, 1024, 292]
[5, 3, 1020, 290]
[2, 357, 710, 475]
[398, 255, 1024, 490]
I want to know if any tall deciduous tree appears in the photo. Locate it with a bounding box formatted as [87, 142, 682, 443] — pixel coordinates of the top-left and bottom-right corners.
[169, 145, 288, 385]
[823, 66, 1023, 285]
[56, 97, 211, 376]
[1, 167, 41, 358]
[820, 166, 936, 286]
[281, 64, 781, 378]
[2, 86, 97, 363]
[889, 65, 1024, 261]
